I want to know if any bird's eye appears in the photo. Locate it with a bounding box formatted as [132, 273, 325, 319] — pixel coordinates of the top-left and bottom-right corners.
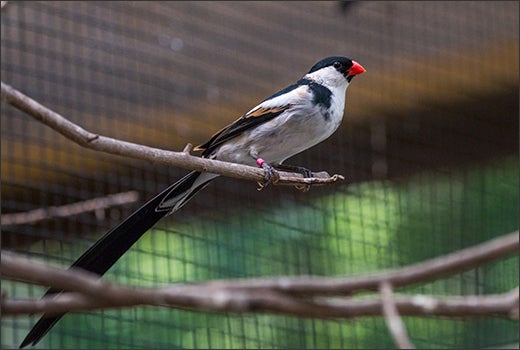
[333, 61, 342, 69]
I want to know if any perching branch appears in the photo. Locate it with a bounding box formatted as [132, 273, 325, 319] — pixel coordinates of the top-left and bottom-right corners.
[1, 232, 518, 319]
[0, 81, 344, 189]
[1, 191, 139, 226]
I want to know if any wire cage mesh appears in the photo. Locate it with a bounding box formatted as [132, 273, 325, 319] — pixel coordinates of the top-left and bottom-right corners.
[1, 1, 518, 349]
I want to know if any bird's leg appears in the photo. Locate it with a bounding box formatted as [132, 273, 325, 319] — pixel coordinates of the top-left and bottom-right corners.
[272, 163, 313, 192]
[250, 152, 280, 190]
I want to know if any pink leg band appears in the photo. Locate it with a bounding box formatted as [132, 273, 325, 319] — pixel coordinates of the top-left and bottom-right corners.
[256, 158, 266, 167]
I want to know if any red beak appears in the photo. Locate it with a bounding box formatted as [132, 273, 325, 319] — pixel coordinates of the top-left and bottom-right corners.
[348, 60, 366, 76]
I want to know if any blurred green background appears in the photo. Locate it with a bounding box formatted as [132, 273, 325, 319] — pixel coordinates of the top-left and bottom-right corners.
[3, 156, 518, 348]
[1, 1, 518, 349]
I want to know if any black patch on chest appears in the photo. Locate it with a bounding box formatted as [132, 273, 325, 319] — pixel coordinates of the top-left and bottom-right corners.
[304, 79, 332, 110]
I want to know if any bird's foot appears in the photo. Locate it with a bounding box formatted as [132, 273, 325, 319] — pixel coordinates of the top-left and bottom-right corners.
[256, 158, 280, 191]
[273, 163, 313, 192]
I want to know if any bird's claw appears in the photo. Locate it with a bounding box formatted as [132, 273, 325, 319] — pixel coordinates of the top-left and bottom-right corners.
[255, 159, 313, 192]
[295, 167, 312, 192]
[295, 183, 311, 192]
[272, 163, 314, 192]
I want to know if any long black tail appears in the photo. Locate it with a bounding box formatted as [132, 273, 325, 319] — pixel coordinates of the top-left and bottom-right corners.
[20, 171, 217, 348]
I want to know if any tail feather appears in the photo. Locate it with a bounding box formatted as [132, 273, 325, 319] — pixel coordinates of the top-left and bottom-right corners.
[20, 171, 217, 348]
[156, 172, 218, 213]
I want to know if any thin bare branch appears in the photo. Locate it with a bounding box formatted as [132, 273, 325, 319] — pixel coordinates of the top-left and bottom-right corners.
[182, 143, 193, 154]
[0, 81, 344, 188]
[380, 281, 415, 349]
[1, 191, 139, 226]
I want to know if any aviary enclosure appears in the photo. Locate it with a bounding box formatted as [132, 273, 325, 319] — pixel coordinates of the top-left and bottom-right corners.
[1, 2, 518, 349]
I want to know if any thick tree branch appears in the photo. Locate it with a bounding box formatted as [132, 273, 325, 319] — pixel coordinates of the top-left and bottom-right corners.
[1, 81, 344, 188]
[2, 287, 518, 319]
[1, 232, 518, 319]
[2, 232, 517, 297]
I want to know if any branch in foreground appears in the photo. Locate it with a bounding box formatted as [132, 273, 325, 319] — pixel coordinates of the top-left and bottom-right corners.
[1, 191, 139, 226]
[0, 81, 344, 188]
[2, 287, 518, 319]
[2, 232, 517, 297]
[1, 232, 518, 318]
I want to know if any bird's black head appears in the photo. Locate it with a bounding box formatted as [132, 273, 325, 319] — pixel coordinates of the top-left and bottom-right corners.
[308, 56, 352, 75]
[308, 56, 366, 82]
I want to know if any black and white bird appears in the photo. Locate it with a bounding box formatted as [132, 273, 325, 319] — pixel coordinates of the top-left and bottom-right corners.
[20, 56, 365, 347]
